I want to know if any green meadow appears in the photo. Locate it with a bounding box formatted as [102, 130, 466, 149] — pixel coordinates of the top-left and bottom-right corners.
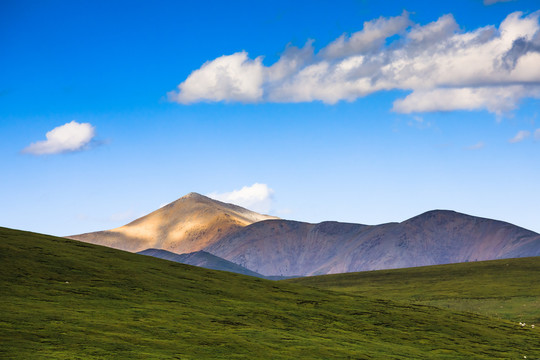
[1, 226, 539, 359]
[287, 257, 540, 325]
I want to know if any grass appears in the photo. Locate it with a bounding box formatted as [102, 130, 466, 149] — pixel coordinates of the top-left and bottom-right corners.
[286, 257, 540, 324]
[1, 226, 539, 359]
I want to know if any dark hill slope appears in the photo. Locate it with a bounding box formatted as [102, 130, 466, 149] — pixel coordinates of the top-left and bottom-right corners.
[137, 248, 265, 278]
[206, 210, 540, 276]
[2, 226, 539, 359]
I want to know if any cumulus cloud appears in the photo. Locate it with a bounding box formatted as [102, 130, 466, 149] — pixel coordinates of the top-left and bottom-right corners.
[392, 86, 540, 114]
[167, 52, 265, 104]
[509, 130, 531, 143]
[535, 128, 540, 140]
[406, 14, 459, 44]
[321, 11, 412, 59]
[169, 11, 540, 115]
[207, 183, 274, 214]
[22, 121, 96, 155]
[501, 33, 540, 70]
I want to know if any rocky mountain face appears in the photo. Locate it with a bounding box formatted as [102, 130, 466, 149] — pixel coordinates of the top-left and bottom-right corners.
[69, 193, 540, 277]
[206, 210, 540, 276]
[68, 192, 277, 254]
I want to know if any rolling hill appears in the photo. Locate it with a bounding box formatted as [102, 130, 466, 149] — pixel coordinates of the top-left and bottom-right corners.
[1, 226, 539, 359]
[286, 256, 540, 324]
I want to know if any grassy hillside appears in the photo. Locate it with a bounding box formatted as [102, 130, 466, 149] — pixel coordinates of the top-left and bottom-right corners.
[286, 258, 540, 324]
[1, 226, 539, 359]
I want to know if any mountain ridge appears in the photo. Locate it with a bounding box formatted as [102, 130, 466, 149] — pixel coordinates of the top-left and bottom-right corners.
[69, 193, 540, 277]
[204, 210, 540, 276]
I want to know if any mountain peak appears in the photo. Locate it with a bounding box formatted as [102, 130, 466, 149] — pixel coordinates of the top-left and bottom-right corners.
[69, 191, 277, 254]
[182, 192, 206, 199]
[407, 209, 459, 220]
[163, 192, 217, 208]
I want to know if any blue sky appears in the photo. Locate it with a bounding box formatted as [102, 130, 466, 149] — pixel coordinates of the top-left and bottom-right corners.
[1, 0, 540, 236]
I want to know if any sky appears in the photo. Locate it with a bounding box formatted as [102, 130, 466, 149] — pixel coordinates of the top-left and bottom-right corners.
[1, 0, 540, 236]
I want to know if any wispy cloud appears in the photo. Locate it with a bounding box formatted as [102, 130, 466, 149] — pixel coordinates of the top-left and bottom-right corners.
[509, 130, 531, 143]
[407, 115, 432, 129]
[484, 0, 514, 5]
[108, 210, 141, 223]
[534, 128, 540, 140]
[22, 121, 96, 155]
[169, 11, 540, 116]
[466, 141, 486, 150]
[207, 183, 274, 214]
[392, 86, 537, 115]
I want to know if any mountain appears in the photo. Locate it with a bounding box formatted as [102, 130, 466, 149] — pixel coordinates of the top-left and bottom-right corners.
[205, 210, 540, 276]
[69, 193, 540, 277]
[2, 226, 539, 359]
[137, 248, 266, 278]
[68, 192, 277, 254]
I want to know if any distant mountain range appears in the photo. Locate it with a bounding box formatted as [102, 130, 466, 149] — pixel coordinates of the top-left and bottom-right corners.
[70, 193, 540, 277]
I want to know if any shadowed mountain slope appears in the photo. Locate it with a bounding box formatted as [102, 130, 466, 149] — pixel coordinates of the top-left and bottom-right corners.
[205, 210, 540, 276]
[69, 192, 277, 254]
[137, 248, 265, 278]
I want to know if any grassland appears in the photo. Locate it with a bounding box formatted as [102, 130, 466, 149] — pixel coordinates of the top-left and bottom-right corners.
[1, 226, 539, 359]
[286, 257, 540, 324]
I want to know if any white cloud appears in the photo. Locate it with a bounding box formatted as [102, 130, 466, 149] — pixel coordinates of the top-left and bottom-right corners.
[466, 141, 485, 150]
[267, 41, 315, 83]
[535, 128, 540, 140]
[167, 52, 265, 104]
[392, 86, 540, 114]
[22, 121, 96, 155]
[407, 14, 458, 44]
[509, 130, 531, 143]
[321, 11, 412, 59]
[207, 183, 274, 214]
[169, 11, 540, 116]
